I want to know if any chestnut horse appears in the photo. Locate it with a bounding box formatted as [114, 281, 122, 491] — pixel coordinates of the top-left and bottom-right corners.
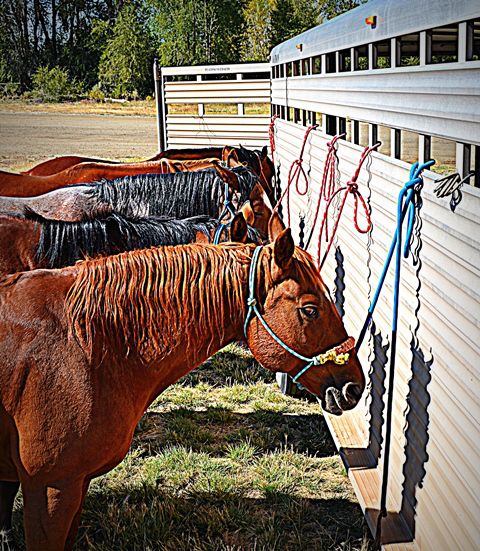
[0, 210, 259, 277]
[20, 146, 275, 205]
[0, 219, 365, 550]
[0, 158, 230, 198]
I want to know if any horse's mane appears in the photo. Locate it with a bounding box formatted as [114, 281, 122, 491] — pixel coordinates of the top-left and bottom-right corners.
[25, 209, 217, 269]
[66, 243, 254, 362]
[84, 166, 258, 219]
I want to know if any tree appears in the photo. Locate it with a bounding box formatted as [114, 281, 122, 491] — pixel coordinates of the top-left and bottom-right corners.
[98, 3, 153, 97]
[240, 0, 273, 62]
[149, 0, 244, 67]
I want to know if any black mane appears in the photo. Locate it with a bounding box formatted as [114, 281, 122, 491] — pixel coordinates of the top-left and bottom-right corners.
[84, 166, 258, 219]
[25, 210, 218, 269]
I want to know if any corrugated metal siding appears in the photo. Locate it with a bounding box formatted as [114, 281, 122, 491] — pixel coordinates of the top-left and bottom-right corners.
[160, 64, 271, 150]
[271, 65, 480, 146]
[273, 118, 480, 550]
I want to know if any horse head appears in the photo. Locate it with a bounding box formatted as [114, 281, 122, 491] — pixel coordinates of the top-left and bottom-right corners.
[245, 213, 365, 415]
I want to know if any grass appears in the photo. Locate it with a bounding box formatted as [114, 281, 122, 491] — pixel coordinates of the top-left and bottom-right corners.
[0, 98, 157, 117]
[0, 98, 271, 118]
[8, 344, 374, 550]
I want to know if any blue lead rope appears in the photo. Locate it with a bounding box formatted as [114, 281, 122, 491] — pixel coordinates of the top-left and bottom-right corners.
[351, 159, 435, 535]
[356, 160, 435, 351]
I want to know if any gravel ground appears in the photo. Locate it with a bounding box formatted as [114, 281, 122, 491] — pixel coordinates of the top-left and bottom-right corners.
[0, 111, 158, 171]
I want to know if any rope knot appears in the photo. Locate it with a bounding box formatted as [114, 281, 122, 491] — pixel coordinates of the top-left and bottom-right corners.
[247, 297, 257, 307]
[347, 180, 358, 193]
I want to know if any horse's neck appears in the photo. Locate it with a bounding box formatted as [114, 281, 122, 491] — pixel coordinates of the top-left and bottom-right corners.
[94, 251, 250, 408]
[0, 186, 97, 222]
[0, 215, 38, 275]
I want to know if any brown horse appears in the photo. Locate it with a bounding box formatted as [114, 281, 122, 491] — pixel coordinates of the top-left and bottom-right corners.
[0, 220, 365, 550]
[0, 165, 263, 224]
[0, 158, 232, 198]
[0, 210, 258, 277]
[20, 146, 276, 205]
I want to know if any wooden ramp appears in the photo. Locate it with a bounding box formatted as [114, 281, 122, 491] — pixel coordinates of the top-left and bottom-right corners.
[325, 409, 416, 550]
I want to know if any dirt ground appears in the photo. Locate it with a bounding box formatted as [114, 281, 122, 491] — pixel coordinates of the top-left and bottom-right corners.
[0, 110, 158, 172]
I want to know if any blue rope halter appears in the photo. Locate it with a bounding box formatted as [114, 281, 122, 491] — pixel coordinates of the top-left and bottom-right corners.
[244, 246, 355, 383]
[213, 182, 237, 245]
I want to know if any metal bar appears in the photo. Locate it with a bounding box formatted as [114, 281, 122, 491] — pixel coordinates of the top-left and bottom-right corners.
[153, 58, 166, 153]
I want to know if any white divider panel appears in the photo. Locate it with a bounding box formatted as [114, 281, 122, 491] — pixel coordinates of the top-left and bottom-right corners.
[159, 63, 271, 150]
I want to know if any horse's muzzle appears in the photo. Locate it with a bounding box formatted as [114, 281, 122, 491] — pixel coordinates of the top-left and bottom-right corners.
[323, 382, 363, 415]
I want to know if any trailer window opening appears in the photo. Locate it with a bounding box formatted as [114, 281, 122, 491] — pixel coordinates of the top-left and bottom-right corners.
[326, 114, 337, 135]
[427, 24, 458, 64]
[400, 130, 419, 164]
[302, 58, 310, 75]
[397, 33, 420, 66]
[430, 136, 457, 174]
[467, 19, 480, 61]
[312, 55, 322, 74]
[373, 40, 391, 68]
[358, 122, 369, 147]
[286, 63, 292, 77]
[165, 75, 196, 82]
[377, 125, 391, 156]
[293, 60, 301, 76]
[354, 45, 369, 70]
[326, 52, 336, 73]
[339, 49, 351, 72]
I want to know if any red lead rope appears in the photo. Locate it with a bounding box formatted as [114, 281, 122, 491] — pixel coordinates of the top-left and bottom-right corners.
[274, 124, 318, 226]
[268, 114, 279, 159]
[318, 142, 381, 270]
[305, 133, 344, 250]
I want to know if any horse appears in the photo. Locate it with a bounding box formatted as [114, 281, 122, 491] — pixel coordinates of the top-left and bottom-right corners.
[0, 165, 264, 227]
[0, 210, 260, 277]
[20, 146, 276, 205]
[0, 216, 365, 550]
[0, 158, 232, 198]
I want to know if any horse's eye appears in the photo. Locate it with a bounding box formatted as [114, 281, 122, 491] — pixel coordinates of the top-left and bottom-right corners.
[300, 306, 319, 320]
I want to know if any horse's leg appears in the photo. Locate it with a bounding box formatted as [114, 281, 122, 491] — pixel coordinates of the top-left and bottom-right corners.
[23, 480, 86, 551]
[0, 480, 19, 533]
[64, 479, 90, 551]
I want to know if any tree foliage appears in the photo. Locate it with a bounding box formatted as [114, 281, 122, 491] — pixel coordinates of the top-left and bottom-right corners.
[150, 0, 244, 67]
[98, 3, 153, 98]
[0, 0, 364, 99]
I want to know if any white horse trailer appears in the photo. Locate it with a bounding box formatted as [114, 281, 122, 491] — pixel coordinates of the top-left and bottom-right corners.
[270, 1, 479, 549]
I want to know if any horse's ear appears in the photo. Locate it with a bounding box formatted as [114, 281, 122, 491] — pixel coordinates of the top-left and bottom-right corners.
[240, 202, 255, 226]
[212, 161, 239, 191]
[230, 212, 248, 243]
[227, 148, 239, 167]
[268, 211, 286, 241]
[273, 228, 294, 270]
[261, 145, 268, 159]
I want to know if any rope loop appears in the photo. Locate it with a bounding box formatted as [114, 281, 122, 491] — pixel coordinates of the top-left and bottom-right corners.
[317, 142, 380, 269]
[274, 124, 318, 226]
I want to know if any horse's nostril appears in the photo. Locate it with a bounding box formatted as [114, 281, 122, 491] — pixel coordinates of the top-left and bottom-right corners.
[343, 382, 362, 403]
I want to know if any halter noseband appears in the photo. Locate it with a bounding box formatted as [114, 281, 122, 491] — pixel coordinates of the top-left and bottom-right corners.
[244, 246, 355, 384]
